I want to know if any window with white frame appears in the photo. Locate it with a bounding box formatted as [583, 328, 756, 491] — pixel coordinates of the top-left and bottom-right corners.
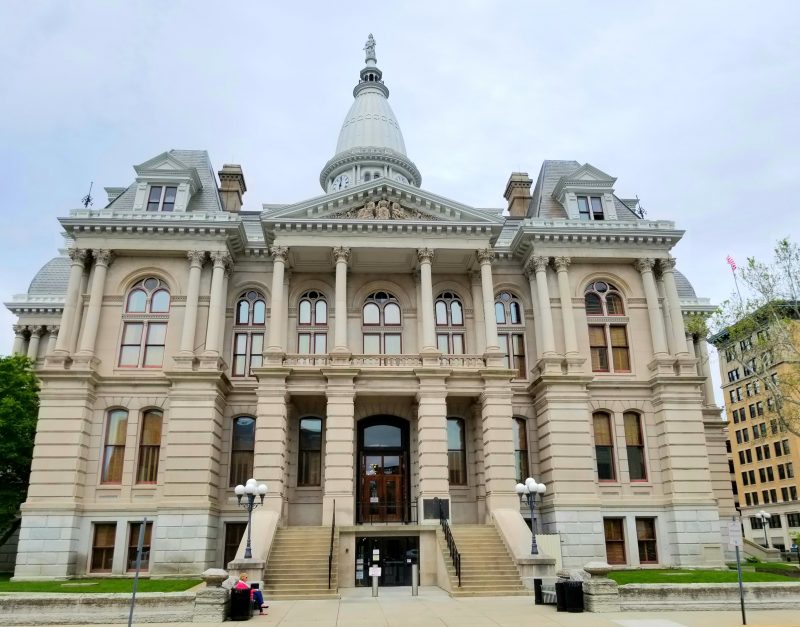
[435, 291, 465, 354]
[362, 291, 402, 354]
[585, 281, 630, 373]
[577, 195, 605, 221]
[119, 278, 170, 368]
[232, 290, 266, 376]
[297, 290, 328, 354]
[494, 291, 526, 378]
[146, 185, 177, 212]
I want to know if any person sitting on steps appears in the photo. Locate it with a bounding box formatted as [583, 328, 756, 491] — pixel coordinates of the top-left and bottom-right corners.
[235, 573, 268, 615]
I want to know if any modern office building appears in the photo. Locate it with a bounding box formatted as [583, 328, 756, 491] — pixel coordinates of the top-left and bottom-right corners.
[5, 36, 734, 593]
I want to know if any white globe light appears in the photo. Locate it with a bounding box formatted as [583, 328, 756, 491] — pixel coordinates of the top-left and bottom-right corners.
[234, 484, 245, 496]
[537, 483, 546, 495]
[245, 482, 256, 494]
[246, 478, 257, 488]
[525, 477, 537, 492]
[257, 484, 267, 496]
[515, 483, 526, 495]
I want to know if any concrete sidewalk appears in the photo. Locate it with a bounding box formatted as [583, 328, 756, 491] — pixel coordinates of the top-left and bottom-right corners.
[31, 587, 800, 627]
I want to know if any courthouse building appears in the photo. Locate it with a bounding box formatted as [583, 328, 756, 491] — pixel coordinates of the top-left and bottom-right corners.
[6, 36, 734, 592]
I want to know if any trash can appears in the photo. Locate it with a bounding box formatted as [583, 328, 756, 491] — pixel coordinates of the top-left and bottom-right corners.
[554, 580, 567, 612]
[230, 587, 252, 621]
[533, 578, 543, 605]
[565, 581, 584, 613]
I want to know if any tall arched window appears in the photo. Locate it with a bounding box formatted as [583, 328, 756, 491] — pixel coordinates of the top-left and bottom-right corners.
[624, 411, 647, 481]
[435, 291, 465, 354]
[232, 290, 266, 377]
[447, 418, 467, 485]
[585, 281, 629, 373]
[495, 291, 526, 378]
[230, 416, 255, 486]
[101, 409, 128, 483]
[513, 418, 529, 483]
[297, 290, 328, 354]
[136, 409, 163, 484]
[119, 277, 170, 368]
[362, 291, 402, 354]
[298, 417, 322, 486]
[593, 411, 616, 481]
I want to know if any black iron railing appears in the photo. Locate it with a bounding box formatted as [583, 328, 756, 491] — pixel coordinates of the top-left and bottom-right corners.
[438, 501, 461, 587]
[328, 500, 335, 590]
[357, 502, 418, 525]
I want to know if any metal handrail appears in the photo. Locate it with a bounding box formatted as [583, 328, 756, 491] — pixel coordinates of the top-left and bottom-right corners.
[438, 501, 461, 587]
[357, 501, 417, 525]
[328, 500, 335, 590]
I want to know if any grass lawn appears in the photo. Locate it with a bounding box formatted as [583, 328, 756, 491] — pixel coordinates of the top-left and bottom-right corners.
[0, 574, 202, 593]
[608, 568, 797, 584]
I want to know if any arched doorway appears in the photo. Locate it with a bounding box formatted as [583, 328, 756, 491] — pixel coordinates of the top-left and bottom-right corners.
[357, 416, 410, 523]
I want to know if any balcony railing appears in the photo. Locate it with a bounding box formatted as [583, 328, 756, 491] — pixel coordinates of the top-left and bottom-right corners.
[281, 353, 488, 368]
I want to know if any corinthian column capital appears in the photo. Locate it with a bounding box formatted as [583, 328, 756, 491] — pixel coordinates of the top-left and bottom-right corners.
[635, 258, 656, 274]
[270, 246, 289, 263]
[417, 248, 435, 264]
[476, 248, 494, 265]
[532, 256, 550, 273]
[12, 324, 25, 335]
[93, 249, 113, 267]
[210, 251, 231, 267]
[333, 246, 351, 264]
[68, 248, 88, 265]
[29, 326, 45, 338]
[187, 250, 206, 266]
[659, 257, 677, 272]
[554, 256, 571, 272]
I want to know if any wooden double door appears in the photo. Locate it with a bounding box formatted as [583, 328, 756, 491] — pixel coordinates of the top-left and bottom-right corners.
[360, 453, 405, 523]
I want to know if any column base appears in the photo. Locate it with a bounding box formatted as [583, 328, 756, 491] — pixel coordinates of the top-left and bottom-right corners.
[262, 349, 285, 365]
[565, 354, 586, 374]
[483, 348, 507, 368]
[197, 352, 225, 371]
[44, 351, 71, 369]
[675, 354, 698, 375]
[420, 347, 442, 367]
[70, 352, 100, 370]
[648, 355, 677, 375]
[172, 353, 197, 370]
[537, 354, 563, 376]
[328, 348, 352, 366]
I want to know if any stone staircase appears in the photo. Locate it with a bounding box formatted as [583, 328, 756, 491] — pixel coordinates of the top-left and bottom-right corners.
[262, 526, 339, 600]
[439, 524, 529, 597]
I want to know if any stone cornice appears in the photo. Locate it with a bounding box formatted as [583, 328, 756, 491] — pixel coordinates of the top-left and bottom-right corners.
[5, 294, 65, 315]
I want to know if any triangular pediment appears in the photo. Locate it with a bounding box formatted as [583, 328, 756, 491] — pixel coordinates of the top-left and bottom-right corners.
[134, 151, 192, 173]
[133, 150, 203, 193]
[262, 180, 504, 225]
[551, 162, 617, 201]
[565, 163, 616, 183]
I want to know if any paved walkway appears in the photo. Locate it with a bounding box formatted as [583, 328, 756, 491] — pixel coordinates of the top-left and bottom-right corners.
[41, 587, 800, 627]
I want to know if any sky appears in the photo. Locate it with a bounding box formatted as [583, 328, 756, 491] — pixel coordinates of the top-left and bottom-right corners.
[1, 1, 798, 395]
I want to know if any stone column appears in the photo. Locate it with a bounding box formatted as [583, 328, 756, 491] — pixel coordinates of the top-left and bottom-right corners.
[46, 326, 59, 354]
[219, 264, 232, 353]
[480, 375, 520, 517]
[416, 373, 450, 521]
[696, 336, 717, 406]
[26, 327, 43, 360]
[414, 272, 424, 352]
[11, 325, 25, 355]
[635, 258, 669, 358]
[656, 275, 675, 354]
[332, 246, 350, 352]
[418, 248, 437, 352]
[660, 258, 690, 356]
[179, 251, 206, 354]
[282, 270, 291, 352]
[54, 248, 88, 354]
[477, 248, 499, 351]
[76, 249, 113, 355]
[529, 256, 556, 356]
[470, 272, 486, 354]
[554, 256, 578, 357]
[267, 246, 288, 352]
[323, 370, 357, 525]
[253, 370, 290, 519]
[204, 251, 231, 355]
[522, 267, 543, 363]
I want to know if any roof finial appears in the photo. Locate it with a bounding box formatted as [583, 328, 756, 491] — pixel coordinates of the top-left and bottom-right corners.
[364, 33, 376, 65]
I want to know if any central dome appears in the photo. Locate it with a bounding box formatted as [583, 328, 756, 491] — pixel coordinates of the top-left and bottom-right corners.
[320, 34, 421, 192]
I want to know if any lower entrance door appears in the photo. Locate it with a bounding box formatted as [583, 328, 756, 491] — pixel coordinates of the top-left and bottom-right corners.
[354, 536, 419, 587]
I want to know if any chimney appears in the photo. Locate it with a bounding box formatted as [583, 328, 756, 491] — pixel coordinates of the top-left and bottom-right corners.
[218, 164, 247, 213]
[503, 172, 533, 218]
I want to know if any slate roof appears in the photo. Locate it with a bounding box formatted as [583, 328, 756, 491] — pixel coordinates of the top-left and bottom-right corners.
[105, 150, 223, 213]
[530, 160, 640, 220]
[675, 270, 697, 299]
[28, 256, 70, 295]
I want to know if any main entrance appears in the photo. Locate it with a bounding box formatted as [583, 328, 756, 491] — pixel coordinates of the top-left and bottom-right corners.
[357, 416, 411, 524]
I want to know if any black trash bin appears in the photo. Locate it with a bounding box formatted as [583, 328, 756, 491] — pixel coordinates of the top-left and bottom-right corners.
[565, 581, 584, 613]
[554, 580, 567, 612]
[230, 587, 252, 621]
[533, 578, 543, 605]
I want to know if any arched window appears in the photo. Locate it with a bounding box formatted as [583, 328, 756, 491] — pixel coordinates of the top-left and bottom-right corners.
[101, 409, 128, 483]
[230, 416, 255, 486]
[593, 411, 616, 481]
[435, 291, 465, 354]
[297, 290, 328, 355]
[585, 281, 630, 373]
[362, 291, 402, 354]
[447, 418, 467, 485]
[232, 290, 266, 376]
[119, 278, 170, 368]
[624, 412, 647, 481]
[136, 409, 162, 484]
[298, 417, 322, 486]
[513, 418, 529, 483]
[495, 291, 526, 378]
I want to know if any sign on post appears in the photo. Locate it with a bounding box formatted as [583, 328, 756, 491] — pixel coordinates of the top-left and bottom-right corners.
[728, 517, 746, 626]
[728, 520, 743, 550]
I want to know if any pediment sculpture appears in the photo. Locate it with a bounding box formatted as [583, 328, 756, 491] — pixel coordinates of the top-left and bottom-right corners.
[329, 198, 441, 220]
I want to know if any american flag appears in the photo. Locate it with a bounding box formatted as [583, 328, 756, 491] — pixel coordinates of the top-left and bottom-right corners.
[726, 255, 737, 271]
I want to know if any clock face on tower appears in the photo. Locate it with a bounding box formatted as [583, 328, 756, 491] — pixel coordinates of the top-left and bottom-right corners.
[394, 174, 408, 184]
[332, 174, 350, 191]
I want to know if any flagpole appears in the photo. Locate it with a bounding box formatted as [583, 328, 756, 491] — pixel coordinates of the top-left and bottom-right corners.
[727, 256, 743, 307]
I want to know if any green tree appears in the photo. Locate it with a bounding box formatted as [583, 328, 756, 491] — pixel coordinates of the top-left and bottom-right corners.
[711, 238, 800, 436]
[0, 355, 39, 531]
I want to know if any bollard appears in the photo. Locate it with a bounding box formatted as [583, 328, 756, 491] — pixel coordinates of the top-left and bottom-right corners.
[411, 563, 419, 596]
[372, 575, 379, 597]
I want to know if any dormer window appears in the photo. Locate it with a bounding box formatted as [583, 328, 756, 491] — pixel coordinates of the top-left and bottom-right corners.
[147, 186, 177, 212]
[577, 196, 604, 221]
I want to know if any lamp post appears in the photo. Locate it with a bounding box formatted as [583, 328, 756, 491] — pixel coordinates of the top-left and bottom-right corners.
[755, 510, 771, 549]
[515, 477, 547, 555]
[234, 478, 267, 559]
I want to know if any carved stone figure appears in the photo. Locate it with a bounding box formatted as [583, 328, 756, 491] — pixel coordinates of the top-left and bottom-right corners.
[357, 201, 375, 219]
[391, 201, 405, 219]
[376, 199, 390, 219]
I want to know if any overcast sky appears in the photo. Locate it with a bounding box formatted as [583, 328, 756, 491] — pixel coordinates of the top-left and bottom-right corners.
[1, 1, 798, 396]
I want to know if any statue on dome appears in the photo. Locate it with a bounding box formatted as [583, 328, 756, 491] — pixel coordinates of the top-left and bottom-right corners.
[364, 34, 376, 62]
